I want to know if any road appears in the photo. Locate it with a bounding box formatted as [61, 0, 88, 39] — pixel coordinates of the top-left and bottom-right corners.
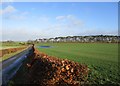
[0, 47, 33, 85]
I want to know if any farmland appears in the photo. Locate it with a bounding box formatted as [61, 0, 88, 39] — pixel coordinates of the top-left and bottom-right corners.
[0, 42, 23, 50]
[37, 43, 119, 84]
[0, 42, 27, 61]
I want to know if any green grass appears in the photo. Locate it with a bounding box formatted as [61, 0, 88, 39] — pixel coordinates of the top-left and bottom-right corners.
[0, 42, 27, 61]
[0, 48, 26, 62]
[0, 42, 23, 50]
[37, 43, 119, 84]
[0, 46, 23, 50]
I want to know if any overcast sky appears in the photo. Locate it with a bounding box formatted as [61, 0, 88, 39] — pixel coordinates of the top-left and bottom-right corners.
[0, 2, 118, 41]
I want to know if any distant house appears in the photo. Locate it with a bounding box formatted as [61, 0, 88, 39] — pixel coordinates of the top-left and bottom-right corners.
[32, 35, 119, 43]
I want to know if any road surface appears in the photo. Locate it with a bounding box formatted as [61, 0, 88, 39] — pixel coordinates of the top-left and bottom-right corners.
[0, 47, 33, 85]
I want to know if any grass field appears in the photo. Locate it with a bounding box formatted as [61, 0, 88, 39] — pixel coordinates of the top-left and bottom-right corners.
[0, 48, 27, 62]
[0, 42, 26, 61]
[37, 43, 119, 84]
[0, 42, 23, 50]
[0, 46, 22, 50]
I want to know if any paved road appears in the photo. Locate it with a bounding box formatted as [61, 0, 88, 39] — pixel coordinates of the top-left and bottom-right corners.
[0, 47, 32, 85]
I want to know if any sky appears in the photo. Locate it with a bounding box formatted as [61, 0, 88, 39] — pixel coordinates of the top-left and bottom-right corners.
[0, 2, 118, 41]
